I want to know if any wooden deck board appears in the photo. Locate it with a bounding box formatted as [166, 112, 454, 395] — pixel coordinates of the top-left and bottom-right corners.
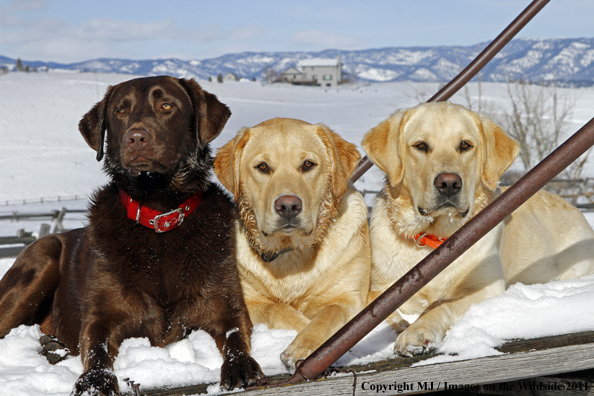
[133, 331, 594, 396]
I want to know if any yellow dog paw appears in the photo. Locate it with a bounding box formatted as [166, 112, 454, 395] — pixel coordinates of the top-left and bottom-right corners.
[393, 324, 442, 357]
[280, 339, 317, 370]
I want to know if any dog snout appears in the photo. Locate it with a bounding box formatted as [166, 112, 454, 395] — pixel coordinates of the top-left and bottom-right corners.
[274, 195, 302, 220]
[434, 172, 462, 197]
[126, 128, 151, 150]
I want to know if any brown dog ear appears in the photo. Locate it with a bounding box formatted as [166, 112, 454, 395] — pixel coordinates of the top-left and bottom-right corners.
[361, 109, 407, 187]
[480, 114, 520, 190]
[316, 124, 361, 198]
[78, 85, 114, 161]
[178, 78, 231, 147]
[214, 128, 250, 197]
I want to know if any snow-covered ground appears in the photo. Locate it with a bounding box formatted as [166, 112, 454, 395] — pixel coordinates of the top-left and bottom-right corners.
[2, 72, 594, 395]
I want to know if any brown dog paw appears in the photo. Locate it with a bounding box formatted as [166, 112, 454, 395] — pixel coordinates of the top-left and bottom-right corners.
[220, 352, 267, 390]
[73, 369, 120, 396]
[39, 335, 70, 364]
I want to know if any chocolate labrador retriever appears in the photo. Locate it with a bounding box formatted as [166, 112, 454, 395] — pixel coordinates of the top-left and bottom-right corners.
[0, 76, 264, 395]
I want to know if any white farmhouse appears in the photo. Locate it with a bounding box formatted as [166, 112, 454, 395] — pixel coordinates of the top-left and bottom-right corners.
[282, 57, 342, 87]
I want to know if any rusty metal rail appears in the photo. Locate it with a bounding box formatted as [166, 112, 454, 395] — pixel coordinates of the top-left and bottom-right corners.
[349, 0, 551, 183]
[246, 0, 561, 390]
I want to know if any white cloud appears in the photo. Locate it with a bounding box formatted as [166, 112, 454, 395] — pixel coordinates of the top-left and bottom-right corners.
[290, 29, 365, 49]
[0, 12, 267, 61]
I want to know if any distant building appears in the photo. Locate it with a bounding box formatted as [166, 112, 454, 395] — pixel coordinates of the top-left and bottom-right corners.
[223, 72, 239, 82]
[281, 57, 342, 87]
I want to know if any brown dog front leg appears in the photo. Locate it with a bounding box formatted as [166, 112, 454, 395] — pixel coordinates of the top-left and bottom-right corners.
[219, 329, 266, 390]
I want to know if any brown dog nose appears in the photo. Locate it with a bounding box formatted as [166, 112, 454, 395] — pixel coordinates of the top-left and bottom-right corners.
[434, 172, 462, 197]
[126, 128, 151, 150]
[275, 195, 302, 220]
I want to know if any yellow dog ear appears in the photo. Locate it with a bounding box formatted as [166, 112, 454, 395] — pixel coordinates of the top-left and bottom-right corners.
[214, 128, 250, 198]
[316, 124, 361, 198]
[480, 114, 520, 191]
[361, 109, 407, 187]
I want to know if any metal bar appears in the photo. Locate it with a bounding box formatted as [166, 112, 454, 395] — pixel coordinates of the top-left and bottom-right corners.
[292, 116, 594, 383]
[0, 236, 36, 245]
[0, 247, 27, 259]
[0, 209, 87, 221]
[349, 0, 551, 184]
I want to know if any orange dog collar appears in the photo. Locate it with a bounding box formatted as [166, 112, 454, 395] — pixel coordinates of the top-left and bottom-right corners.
[413, 233, 447, 249]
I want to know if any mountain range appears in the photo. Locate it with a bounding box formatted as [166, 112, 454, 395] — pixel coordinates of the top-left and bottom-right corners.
[2, 37, 594, 86]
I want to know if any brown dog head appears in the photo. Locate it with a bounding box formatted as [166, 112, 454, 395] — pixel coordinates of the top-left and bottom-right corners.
[362, 102, 519, 235]
[79, 76, 231, 196]
[214, 118, 360, 254]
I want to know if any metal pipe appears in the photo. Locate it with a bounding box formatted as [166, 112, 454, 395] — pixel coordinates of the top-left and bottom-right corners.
[293, 116, 594, 383]
[349, 0, 551, 184]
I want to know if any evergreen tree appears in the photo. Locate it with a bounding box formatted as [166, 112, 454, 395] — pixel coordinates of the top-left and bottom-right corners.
[217, 73, 223, 83]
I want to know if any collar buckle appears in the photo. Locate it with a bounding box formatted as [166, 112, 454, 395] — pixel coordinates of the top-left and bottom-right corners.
[152, 208, 185, 233]
[414, 233, 428, 248]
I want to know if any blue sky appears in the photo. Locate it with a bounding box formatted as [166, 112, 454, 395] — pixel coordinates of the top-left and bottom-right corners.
[1, 0, 593, 63]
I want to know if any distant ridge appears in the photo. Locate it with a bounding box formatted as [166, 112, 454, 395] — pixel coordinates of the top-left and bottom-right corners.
[2, 37, 594, 86]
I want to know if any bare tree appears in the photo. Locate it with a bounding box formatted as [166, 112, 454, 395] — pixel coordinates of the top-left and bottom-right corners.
[408, 82, 443, 103]
[263, 67, 280, 84]
[495, 78, 582, 178]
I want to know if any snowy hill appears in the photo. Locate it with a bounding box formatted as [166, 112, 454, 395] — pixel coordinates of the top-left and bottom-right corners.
[3, 38, 594, 86]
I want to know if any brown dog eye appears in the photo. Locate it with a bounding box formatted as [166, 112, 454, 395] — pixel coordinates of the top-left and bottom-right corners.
[161, 103, 173, 110]
[302, 160, 316, 172]
[256, 162, 270, 174]
[414, 142, 428, 152]
[116, 108, 126, 114]
[460, 141, 472, 151]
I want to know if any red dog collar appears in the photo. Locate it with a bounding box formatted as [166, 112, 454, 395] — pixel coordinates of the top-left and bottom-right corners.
[119, 190, 203, 233]
[413, 233, 447, 249]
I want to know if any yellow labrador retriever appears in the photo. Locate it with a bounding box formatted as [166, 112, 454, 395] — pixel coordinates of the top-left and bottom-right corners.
[363, 102, 594, 357]
[214, 117, 371, 368]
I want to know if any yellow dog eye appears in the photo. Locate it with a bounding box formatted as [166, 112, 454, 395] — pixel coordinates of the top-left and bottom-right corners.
[116, 108, 126, 114]
[302, 160, 316, 172]
[256, 162, 270, 174]
[414, 142, 428, 152]
[161, 103, 173, 110]
[460, 141, 472, 151]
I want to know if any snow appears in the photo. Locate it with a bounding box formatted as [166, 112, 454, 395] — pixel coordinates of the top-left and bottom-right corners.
[358, 67, 402, 82]
[381, 49, 437, 66]
[410, 68, 438, 81]
[416, 275, 594, 366]
[580, 49, 594, 68]
[2, 72, 594, 395]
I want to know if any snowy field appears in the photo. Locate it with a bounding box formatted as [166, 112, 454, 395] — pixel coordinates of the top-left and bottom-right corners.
[2, 72, 594, 395]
